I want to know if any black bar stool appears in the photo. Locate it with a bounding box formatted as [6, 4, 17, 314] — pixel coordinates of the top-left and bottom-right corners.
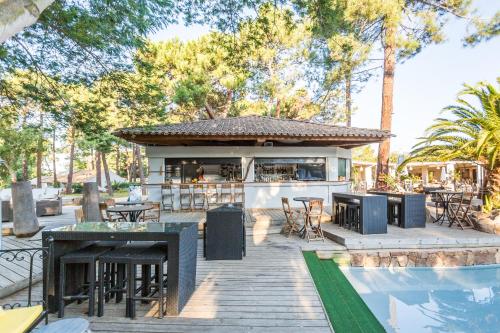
[335, 201, 348, 227]
[58, 244, 115, 318]
[388, 198, 402, 226]
[97, 243, 168, 319]
[127, 247, 168, 319]
[346, 203, 360, 231]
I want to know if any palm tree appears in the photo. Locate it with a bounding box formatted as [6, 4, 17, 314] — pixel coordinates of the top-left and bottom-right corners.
[404, 79, 500, 210]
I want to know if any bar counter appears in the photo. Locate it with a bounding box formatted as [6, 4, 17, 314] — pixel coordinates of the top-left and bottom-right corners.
[331, 192, 387, 234]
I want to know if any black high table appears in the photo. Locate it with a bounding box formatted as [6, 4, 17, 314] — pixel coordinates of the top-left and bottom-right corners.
[331, 192, 387, 234]
[368, 191, 426, 228]
[42, 222, 198, 316]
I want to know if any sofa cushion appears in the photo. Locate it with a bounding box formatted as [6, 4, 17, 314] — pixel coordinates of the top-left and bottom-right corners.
[0, 189, 11, 201]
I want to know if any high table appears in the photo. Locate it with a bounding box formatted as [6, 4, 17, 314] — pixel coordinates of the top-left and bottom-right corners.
[429, 190, 463, 225]
[293, 197, 324, 239]
[331, 192, 387, 234]
[368, 191, 426, 228]
[42, 222, 198, 316]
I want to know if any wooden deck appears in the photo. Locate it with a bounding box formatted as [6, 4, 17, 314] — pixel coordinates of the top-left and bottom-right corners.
[2, 235, 334, 332]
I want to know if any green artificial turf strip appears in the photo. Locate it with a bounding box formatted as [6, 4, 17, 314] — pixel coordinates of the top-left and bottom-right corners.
[303, 251, 386, 333]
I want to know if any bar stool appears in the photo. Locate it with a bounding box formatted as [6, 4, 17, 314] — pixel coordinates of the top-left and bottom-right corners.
[97, 243, 168, 319]
[335, 202, 347, 227]
[220, 184, 232, 203]
[161, 184, 174, 212]
[346, 203, 360, 232]
[206, 184, 218, 209]
[192, 184, 206, 210]
[126, 247, 168, 319]
[179, 184, 192, 211]
[388, 198, 402, 226]
[58, 244, 115, 318]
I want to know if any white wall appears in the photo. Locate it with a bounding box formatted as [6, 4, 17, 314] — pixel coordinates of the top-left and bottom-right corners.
[145, 145, 352, 208]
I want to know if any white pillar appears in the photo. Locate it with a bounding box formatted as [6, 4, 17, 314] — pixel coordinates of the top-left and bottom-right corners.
[476, 164, 484, 187]
[365, 166, 373, 189]
[446, 162, 455, 181]
[147, 157, 164, 202]
[422, 166, 429, 185]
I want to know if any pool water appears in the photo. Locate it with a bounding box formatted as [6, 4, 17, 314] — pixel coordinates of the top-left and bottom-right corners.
[341, 265, 500, 333]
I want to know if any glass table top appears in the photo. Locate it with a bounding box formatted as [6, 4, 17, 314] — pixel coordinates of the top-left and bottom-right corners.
[48, 222, 196, 233]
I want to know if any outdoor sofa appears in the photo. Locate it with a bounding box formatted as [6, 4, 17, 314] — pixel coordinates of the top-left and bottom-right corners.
[0, 187, 63, 221]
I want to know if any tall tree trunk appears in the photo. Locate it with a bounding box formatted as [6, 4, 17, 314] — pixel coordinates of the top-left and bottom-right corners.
[276, 98, 281, 118]
[135, 144, 145, 193]
[65, 127, 75, 194]
[52, 127, 57, 185]
[487, 166, 500, 209]
[22, 155, 29, 181]
[102, 152, 113, 196]
[95, 150, 102, 188]
[90, 148, 95, 170]
[221, 90, 233, 118]
[376, 25, 396, 189]
[130, 146, 136, 182]
[36, 113, 44, 188]
[115, 146, 120, 174]
[126, 146, 132, 182]
[204, 102, 215, 119]
[345, 72, 352, 127]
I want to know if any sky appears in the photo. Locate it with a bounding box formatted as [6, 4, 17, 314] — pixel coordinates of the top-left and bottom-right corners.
[150, 0, 500, 153]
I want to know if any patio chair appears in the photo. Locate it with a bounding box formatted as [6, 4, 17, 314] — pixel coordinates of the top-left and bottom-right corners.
[179, 185, 192, 211]
[0, 238, 53, 332]
[161, 184, 174, 212]
[141, 202, 161, 222]
[305, 200, 325, 242]
[192, 184, 206, 210]
[206, 184, 218, 209]
[449, 193, 475, 230]
[281, 197, 302, 237]
[220, 184, 232, 204]
[99, 202, 123, 222]
[233, 183, 245, 207]
[75, 207, 85, 223]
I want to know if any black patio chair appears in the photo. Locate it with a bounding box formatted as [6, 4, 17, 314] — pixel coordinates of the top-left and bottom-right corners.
[0, 237, 53, 332]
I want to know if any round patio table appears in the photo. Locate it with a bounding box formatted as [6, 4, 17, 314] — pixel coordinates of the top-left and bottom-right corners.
[115, 201, 151, 206]
[430, 190, 463, 226]
[106, 204, 153, 222]
[293, 197, 324, 238]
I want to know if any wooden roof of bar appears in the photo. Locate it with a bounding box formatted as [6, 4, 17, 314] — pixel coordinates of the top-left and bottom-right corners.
[114, 115, 392, 148]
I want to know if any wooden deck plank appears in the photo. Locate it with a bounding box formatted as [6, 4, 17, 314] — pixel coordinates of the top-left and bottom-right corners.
[1, 234, 332, 332]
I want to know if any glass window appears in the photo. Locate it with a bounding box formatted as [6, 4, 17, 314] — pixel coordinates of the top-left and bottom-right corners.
[338, 158, 348, 181]
[165, 158, 241, 183]
[254, 158, 326, 182]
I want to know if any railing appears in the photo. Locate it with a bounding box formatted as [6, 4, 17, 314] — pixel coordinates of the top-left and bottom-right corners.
[0, 237, 53, 327]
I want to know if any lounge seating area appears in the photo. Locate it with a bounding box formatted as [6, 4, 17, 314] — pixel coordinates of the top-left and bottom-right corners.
[1, 187, 63, 222]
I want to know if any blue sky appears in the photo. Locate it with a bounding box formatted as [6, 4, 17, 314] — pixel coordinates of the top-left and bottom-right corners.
[150, 0, 500, 153]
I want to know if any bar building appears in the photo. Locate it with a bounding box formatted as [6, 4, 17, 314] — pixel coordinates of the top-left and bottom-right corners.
[114, 116, 391, 208]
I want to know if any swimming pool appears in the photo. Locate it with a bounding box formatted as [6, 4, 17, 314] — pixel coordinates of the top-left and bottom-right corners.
[341, 264, 500, 333]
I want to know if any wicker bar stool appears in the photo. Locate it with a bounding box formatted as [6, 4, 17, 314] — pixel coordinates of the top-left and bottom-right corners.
[58, 244, 115, 318]
[97, 243, 168, 319]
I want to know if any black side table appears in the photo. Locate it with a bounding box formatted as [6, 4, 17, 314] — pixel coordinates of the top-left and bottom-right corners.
[204, 205, 245, 260]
